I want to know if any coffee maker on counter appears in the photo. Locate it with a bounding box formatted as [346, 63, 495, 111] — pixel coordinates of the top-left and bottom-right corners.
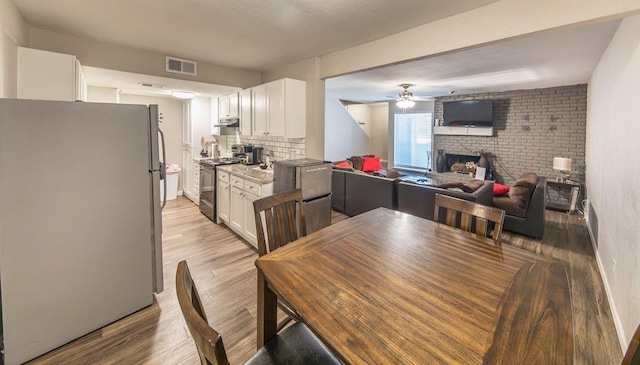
[231, 143, 264, 165]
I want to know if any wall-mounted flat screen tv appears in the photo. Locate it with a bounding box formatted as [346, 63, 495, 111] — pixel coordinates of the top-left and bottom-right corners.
[443, 100, 493, 127]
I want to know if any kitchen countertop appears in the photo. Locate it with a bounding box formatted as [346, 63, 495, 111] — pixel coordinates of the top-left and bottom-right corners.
[217, 164, 274, 185]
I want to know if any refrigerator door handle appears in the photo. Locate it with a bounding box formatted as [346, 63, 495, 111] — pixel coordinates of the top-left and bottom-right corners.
[159, 128, 167, 210]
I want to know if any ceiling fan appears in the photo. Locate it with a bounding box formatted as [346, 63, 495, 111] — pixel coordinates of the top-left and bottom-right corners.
[388, 84, 433, 109]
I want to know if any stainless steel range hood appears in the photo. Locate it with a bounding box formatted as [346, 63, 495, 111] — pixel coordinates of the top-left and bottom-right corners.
[213, 117, 240, 135]
[214, 117, 240, 128]
[215, 126, 239, 135]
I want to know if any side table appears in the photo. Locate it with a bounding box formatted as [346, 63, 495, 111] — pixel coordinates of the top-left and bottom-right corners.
[546, 180, 580, 212]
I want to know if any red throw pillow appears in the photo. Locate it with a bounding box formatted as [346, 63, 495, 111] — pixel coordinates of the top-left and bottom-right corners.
[493, 183, 510, 196]
[335, 161, 350, 168]
[362, 157, 382, 172]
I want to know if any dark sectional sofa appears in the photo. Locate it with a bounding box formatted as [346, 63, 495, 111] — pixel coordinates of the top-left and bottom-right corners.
[332, 168, 493, 219]
[332, 169, 397, 216]
[332, 167, 547, 239]
[397, 180, 494, 221]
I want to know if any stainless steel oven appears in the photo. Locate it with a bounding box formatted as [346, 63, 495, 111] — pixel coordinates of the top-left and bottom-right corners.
[199, 163, 216, 221]
[199, 158, 240, 221]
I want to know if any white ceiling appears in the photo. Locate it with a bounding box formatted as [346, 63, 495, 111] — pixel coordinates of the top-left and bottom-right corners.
[12, 0, 622, 101]
[13, 0, 497, 71]
[328, 20, 621, 103]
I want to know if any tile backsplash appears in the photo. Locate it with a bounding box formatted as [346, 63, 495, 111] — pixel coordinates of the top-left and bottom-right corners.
[221, 134, 305, 161]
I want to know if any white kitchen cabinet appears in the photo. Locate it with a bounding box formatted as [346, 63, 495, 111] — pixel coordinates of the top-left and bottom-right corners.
[252, 84, 268, 136]
[217, 170, 231, 223]
[229, 174, 245, 232]
[239, 88, 252, 136]
[242, 180, 262, 244]
[211, 96, 220, 135]
[219, 169, 272, 248]
[182, 97, 212, 204]
[192, 161, 201, 199]
[218, 92, 239, 119]
[251, 78, 306, 138]
[17, 47, 87, 102]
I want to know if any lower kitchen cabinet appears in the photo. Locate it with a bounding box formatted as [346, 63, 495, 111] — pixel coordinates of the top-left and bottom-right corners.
[191, 161, 201, 203]
[216, 171, 231, 225]
[218, 169, 272, 248]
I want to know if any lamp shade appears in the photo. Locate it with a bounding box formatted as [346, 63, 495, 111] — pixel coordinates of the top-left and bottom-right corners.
[553, 157, 572, 171]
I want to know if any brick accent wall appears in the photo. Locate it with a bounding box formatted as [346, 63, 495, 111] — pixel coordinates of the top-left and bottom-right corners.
[434, 85, 587, 201]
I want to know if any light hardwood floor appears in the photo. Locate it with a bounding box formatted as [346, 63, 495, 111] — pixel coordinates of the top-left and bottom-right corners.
[26, 197, 621, 364]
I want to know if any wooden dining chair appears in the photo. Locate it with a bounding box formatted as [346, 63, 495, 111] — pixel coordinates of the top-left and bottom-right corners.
[622, 322, 640, 365]
[434, 193, 506, 243]
[176, 260, 342, 365]
[253, 188, 307, 256]
[253, 188, 306, 331]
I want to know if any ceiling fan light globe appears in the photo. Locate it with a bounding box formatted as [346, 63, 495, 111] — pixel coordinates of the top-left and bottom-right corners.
[396, 99, 415, 109]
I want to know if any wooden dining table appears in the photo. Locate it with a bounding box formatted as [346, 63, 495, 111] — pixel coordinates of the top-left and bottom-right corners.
[256, 208, 573, 364]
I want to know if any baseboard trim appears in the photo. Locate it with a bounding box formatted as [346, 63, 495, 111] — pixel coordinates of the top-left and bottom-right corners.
[587, 214, 626, 352]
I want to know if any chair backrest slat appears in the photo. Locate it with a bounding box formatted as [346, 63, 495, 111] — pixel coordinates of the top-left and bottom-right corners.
[460, 213, 473, 232]
[434, 193, 506, 243]
[475, 217, 489, 237]
[176, 260, 230, 365]
[254, 188, 307, 256]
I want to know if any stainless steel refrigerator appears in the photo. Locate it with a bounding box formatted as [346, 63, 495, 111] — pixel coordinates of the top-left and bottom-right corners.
[273, 159, 332, 233]
[0, 99, 165, 365]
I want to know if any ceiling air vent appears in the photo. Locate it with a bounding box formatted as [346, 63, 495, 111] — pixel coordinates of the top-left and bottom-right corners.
[166, 56, 197, 76]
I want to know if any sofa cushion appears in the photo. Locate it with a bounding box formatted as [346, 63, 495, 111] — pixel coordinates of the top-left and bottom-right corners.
[463, 180, 485, 192]
[434, 180, 484, 193]
[349, 156, 364, 171]
[493, 195, 527, 218]
[372, 168, 399, 179]
[493, 183, 510, 196]
[362, 157, 382, 172]
[509, 172, 539, 210]
[334, 160, 350, 168]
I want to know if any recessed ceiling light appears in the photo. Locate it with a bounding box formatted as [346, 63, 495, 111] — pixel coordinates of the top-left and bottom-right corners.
[170, 91, 196, 99]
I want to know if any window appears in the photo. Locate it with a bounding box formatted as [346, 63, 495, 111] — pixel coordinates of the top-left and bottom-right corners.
[394, 112, 433, 170]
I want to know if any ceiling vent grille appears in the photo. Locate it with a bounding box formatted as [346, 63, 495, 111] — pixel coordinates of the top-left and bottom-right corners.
[166, 56, 197, 76]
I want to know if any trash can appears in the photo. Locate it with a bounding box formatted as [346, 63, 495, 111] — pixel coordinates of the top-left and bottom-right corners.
[161, 163, 181, 201]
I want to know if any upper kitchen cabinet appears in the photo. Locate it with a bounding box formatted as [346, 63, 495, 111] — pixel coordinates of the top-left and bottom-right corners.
[252, 78, 306, 138]
[218, 92, 239, 119]
[18, 47, 87, 102]
[210, 96, 220, 135]
[239, 88, 252, 136]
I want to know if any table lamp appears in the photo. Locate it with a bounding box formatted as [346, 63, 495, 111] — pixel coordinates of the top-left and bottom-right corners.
[553, 157, 572, 182]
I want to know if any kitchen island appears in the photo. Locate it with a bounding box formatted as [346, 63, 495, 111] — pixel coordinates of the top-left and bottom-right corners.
[216, 164, 274, 248]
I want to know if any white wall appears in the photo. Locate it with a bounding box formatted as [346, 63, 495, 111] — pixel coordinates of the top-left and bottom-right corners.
[339, 102, 390, 162]
[0, 0, 28, 97]
[119, 94, 184, 192]
[345, 104, 372, 138]
[28, 28, 261, 88]
[87, 86, 119, 103]
[586, 14, 640, 350]
[324, 97, 369, 162]
[370, 103, 390, 161]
